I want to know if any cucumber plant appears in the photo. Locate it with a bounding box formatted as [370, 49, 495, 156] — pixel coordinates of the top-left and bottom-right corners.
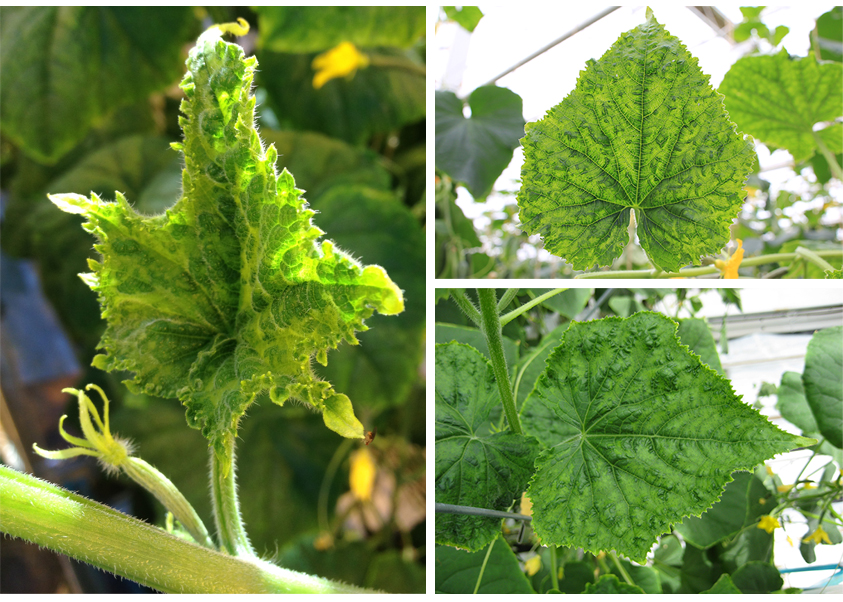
[0, 21, 408, 594]
[435, 289, 839, 594]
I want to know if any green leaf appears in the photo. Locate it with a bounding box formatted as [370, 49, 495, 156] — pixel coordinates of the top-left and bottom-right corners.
[677, 318, 723, 374]
[701, 573, 742, 594]
[778, 371, 818, 433]
[435, 342, 540, 551]
[258, 49, 424, 145]
[255, 6, 425, 53]
[610, 558, 662, 593]
[813, 6, 843, 63]
[720, 50, 843, 162]
[827, 268, 843, 279]
[49, 27, 404, 471]
[435, 538, 535, 593]
[533, 288, 593, 319]
[583, 574, 645, 594]
[521, 312, 812, 562]
[443, 6, 485, 33]
[803, 326, 843, 448]
[434, 324, 520, 375]
[261, 130, 392, 200]
[675, 471, 769, 548]
[517, 11, 754, 272]
[435, 538, 536, 594]
[0, 7, 196, 163]
[730, 561, 783, 594]
[514, 323, 570, 408]
[436, 86, 526, 199]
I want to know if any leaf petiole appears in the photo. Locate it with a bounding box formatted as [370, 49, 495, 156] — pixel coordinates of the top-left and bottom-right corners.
[499, 288, 567, 326]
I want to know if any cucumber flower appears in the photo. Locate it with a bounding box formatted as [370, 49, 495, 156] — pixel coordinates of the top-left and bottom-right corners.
[803, 526, 832, 545]
[757, 515, 781, 533]
[524, 555, 542, 576]
[714, 239, 744, 279]
[34, 386, 214, 549]
[33, 385, 132, 473]
[312, 42, 370, 89]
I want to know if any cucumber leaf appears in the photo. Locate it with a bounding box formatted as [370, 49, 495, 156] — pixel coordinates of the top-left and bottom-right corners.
[521, 312, 813, 562]
[435, 538, 535, 594]
[255, 6, 425, 53]
[803, 326, 843, 448]
[435, 342, 540, 551]
[49, 26, 404, 472]
[720, 50, 843, 162]
[436, 86, 526, 199]
[0, 6, 196, 163]
[518, 11, 754, 272]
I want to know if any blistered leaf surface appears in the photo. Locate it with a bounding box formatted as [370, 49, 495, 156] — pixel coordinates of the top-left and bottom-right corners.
[720, 50, 843, 162]
[49, 26, 403, 470]
[518, 12, 754, 271]
[521, 312, 810, 562]
[435, 342, 540, 551]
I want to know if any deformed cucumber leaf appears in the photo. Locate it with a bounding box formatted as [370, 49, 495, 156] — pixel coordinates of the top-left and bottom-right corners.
[518, 10, 754, 272]
[435, 342, 540, 551]
[521, 312, 813, 562]
[802, 326, 843, 449]
[49, 25, 404, 472]
[720, 50, 843, 162]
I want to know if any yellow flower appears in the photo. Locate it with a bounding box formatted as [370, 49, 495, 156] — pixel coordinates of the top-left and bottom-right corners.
[524, 555, 542, 576]
[777, 484, 794, 493]
[757, 515, 781, 533]
[765, 465, 775, 477]
[803, 482, 817, 490]
[803, 526, 832, 545]
[787, 536, 794, 547]
[714, 239, 744, 279]
[312, 42, 370, 89]
[520, 492, 533, 517]
[349, 447, 376, 502]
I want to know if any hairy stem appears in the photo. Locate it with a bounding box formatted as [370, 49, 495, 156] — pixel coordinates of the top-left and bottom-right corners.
[451, 288, 482, 325]
[577, 250, 843, 278]
[211, 440, 254, 557]
[123, 458, 214, 549]
[550, 545, 560, 590]
[0, 465, 373, 593]
[477, 289, 522, 434]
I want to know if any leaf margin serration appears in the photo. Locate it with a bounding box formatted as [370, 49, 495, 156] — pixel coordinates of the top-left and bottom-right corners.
[48, 25, 405, 470]
[520, 311, 813, 562]
[516, 11, 755, 272]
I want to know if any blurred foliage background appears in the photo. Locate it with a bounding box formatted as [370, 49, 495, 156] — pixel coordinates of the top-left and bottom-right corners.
[0, 6, 425, 593]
